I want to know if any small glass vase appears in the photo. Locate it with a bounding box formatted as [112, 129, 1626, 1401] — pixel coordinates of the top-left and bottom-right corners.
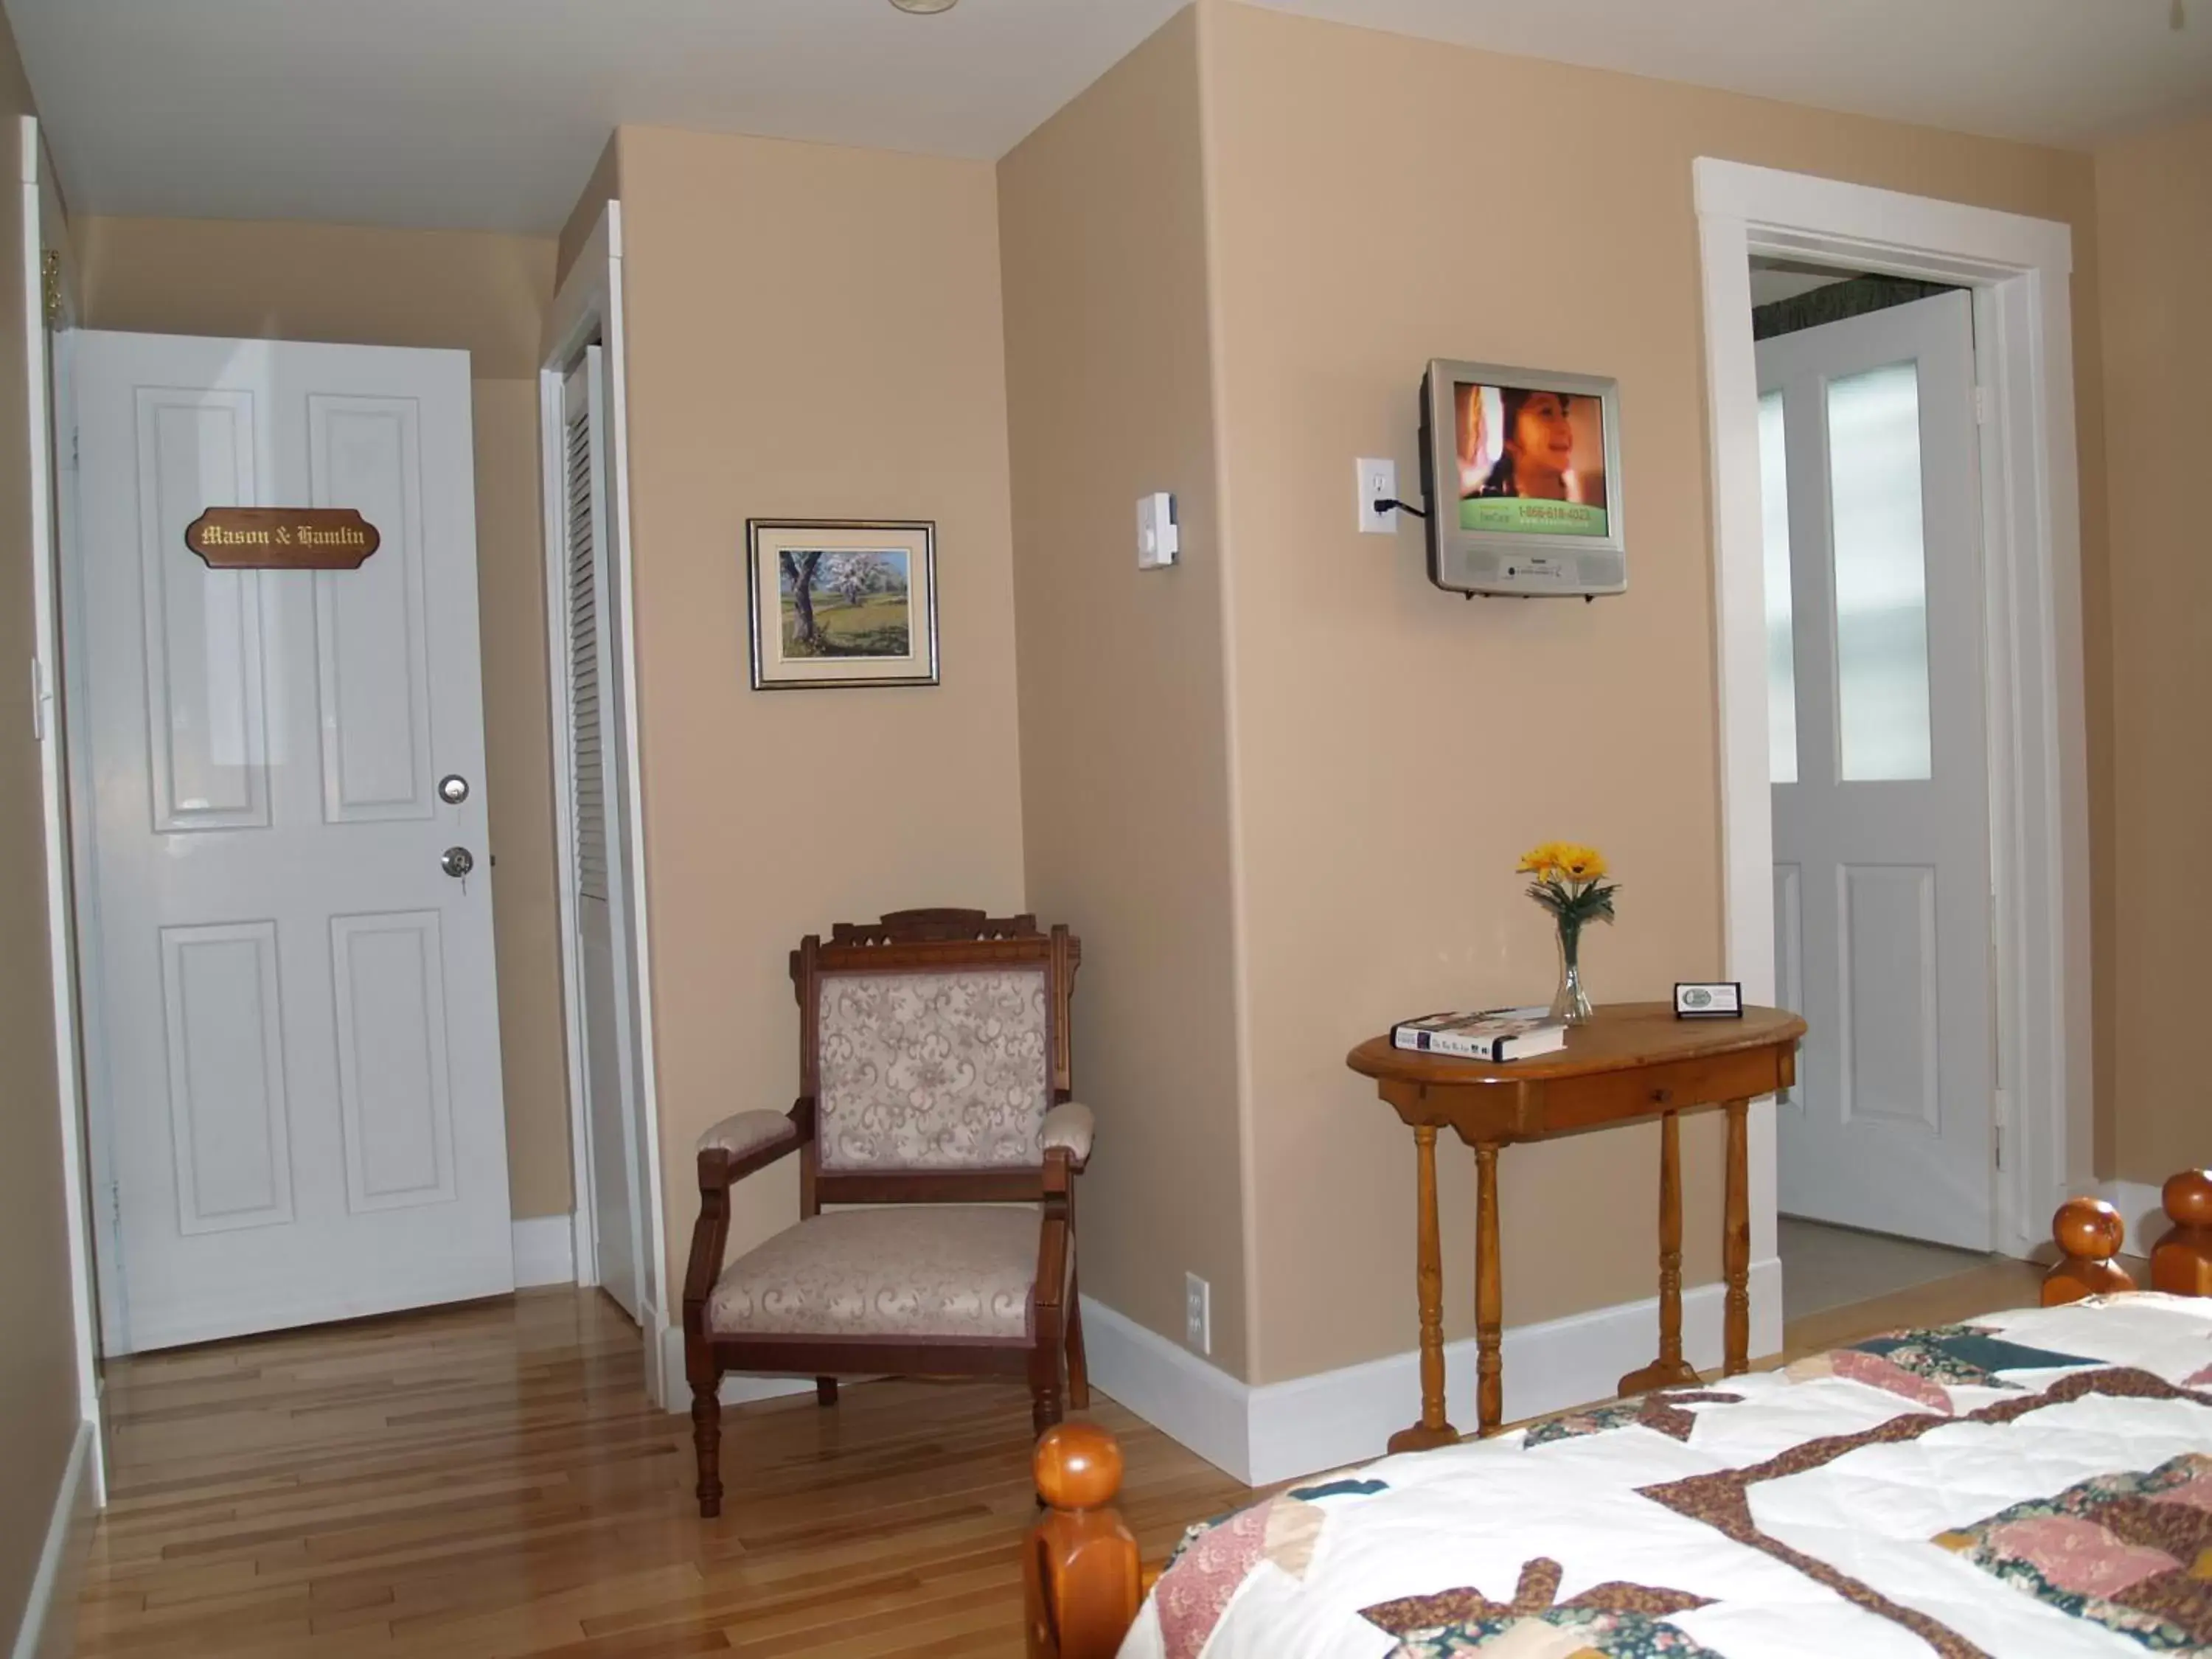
[1550, 920, 1593, 1025]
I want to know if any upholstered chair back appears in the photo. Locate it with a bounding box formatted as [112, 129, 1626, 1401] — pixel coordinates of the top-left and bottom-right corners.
[815, 966, 1051, 1171]
[791, 909, 1079, 1186]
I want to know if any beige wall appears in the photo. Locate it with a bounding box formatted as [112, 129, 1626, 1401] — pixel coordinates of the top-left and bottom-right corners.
[74, 215, 574, 1219]
[613, 126, 1028, 1300]
[0, 25, 87, 1646]
[998, 9, 1253, 1374]
[2095, 113, 2212, 1186]
[1199, 1, 2109, 1383]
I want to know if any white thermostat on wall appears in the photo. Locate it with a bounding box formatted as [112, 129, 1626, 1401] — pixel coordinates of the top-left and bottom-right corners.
[1137, 491, 1179, 569]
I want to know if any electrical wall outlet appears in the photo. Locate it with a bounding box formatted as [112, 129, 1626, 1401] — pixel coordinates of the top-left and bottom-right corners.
[1357, 458, 1399, 534]
[1184, 1271, 1211, 1355]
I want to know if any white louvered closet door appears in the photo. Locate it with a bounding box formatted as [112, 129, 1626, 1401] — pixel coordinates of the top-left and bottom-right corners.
[563, 348, 645, 1321]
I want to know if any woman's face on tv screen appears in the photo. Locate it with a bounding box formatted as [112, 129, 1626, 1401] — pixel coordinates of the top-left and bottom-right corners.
[1511, 392, 1574, 469]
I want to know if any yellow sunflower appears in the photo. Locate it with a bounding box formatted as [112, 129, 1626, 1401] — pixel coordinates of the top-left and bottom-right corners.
[1554, 844, 1608, 883]
[1517, 842, 1564, 877]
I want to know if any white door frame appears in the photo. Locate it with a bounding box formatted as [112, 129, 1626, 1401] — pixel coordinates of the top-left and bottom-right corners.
[539, 201, 671, 1402]
[21, 113, 105, 1498]
[1695, 159, 2089, 1276]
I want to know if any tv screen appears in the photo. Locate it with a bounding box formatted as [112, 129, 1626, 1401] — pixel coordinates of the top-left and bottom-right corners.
[1453, 380, 1610, 538]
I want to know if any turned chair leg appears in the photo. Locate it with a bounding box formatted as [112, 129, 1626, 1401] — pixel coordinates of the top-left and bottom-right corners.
[815, 1377, 839, 1407]
[1065, 1276, 1091, 1411]
[1029, 1332, 1065, 1438]
[690, 1380, 725, 1518]
[1032, 1378, 1064, 1439]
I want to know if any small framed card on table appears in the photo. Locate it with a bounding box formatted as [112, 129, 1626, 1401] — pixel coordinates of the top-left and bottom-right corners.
[1674, 982, 1744, 1019]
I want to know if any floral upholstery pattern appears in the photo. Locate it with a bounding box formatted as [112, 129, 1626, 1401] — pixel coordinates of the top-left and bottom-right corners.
[706, 1206, 1053, 1340]
[816, 968, 1051, 1171]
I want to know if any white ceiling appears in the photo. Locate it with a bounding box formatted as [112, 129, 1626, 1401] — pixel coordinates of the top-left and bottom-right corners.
[9, 0, 2210, 237]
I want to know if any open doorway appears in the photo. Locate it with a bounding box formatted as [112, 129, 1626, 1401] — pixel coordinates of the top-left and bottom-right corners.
[1749, 257, 2002, 1314]
[1696, 161, 2093, 1356]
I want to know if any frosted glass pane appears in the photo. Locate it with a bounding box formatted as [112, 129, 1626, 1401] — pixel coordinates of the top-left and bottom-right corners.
[1827, 361, 1932, 782]
[1760, 391, 1797, 785]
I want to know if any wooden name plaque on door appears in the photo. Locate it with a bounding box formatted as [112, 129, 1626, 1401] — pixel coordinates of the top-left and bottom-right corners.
[184, 507, 381, 570]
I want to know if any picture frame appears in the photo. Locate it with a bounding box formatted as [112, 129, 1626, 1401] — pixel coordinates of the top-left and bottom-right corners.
[745, 518, 939, 690]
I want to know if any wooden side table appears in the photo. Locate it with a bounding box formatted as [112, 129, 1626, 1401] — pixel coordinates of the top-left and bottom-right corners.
[1348, 1002, 1805, 1450]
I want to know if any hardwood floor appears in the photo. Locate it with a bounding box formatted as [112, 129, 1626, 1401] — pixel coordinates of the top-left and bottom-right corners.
[77, 1262, 2076, 1657]
[77, 1290, 1249, 1658]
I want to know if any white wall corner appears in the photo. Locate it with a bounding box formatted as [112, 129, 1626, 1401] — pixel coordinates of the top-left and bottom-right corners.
[12, 1418, 97, 1659]
[2098, 1180, 2167, 1262]
[1079, 1262, 1784, 1489]
[512, 1214, 579, 1288]
[1074, 1298, 1254, 1481]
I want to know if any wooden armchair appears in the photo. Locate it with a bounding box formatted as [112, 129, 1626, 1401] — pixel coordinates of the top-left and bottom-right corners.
[681, 908, 1091, 1518]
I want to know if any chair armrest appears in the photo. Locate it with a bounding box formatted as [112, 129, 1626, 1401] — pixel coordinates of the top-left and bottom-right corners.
[695, 1098, 813, 1191]
[699, 1109, 800, 1161]
[1042, 1102, 1095, 1169]
[686, 1099, 813, 1371]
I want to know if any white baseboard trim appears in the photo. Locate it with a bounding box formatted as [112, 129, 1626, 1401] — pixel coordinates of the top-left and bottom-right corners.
[722, 1373, 820, 1408]
[646, 1307, 672, 1411]
[650, 1320, 827, 1411]
[512, 1214, 578, 1288]
[2098, 1180, 2166, 1259]
[1080, 1257, 1786, 1487]
[1073, 1299, 1249, 1477]
[11, 1418, 96, 1659]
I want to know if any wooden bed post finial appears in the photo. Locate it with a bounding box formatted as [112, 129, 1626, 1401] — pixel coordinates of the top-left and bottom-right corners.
[2152, 1169, 2212, 1296]
[2042, 1195, 2136, 1306]
[1026, 1424, 1140, 1659]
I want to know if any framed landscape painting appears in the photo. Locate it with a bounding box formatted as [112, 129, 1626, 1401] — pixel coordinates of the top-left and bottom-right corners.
[745, 518, 939, 690]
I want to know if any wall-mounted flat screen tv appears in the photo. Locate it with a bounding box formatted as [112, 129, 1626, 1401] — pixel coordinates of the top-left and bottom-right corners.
[1417, 359, 1627, 597]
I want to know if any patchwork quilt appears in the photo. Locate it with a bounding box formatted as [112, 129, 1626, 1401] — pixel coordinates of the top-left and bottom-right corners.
[1121, 1293, 2212, 1659]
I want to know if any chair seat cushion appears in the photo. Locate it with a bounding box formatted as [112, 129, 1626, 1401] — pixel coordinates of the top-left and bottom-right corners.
[707, 1206, 1048, 1343]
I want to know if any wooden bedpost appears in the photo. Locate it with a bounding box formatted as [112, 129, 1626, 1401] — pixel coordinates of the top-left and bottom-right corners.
[1026, 1423, 1141, 1659]
[2042, 1196, 2137, 1305]
[2151, 1169, 2212, 1296]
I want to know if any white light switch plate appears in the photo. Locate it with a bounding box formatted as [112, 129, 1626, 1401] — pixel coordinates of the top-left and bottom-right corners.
[1138, 490, 1180, 568]
[1357, 458, 1398, 534]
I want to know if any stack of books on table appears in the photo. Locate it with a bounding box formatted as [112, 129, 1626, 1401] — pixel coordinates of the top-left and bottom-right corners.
[1391, 1006, 1568, 1062]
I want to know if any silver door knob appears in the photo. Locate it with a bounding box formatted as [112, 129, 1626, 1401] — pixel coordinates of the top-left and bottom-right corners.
[438, 773, 470, 805]
[440, 846, 475, 879]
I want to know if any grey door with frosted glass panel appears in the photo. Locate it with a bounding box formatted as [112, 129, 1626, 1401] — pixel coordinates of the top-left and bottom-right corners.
[1760, 290, 1994, 1251]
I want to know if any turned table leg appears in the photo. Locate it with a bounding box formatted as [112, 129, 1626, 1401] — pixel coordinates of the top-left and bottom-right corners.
[1620, 1109, 1701, 1397]
[1723, 1098, 1751, 1375]
[1474, 1141, 1503, 1436]
[1388, 1124, 1459, 1453]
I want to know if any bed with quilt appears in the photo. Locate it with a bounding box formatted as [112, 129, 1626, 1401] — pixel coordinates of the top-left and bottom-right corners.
[1117, 1292, 2212, 1658]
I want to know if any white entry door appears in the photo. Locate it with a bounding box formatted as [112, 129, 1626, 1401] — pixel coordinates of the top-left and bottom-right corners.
[560, 347, 645, 1321]
[1761, 291, 1994, 1251]
[74, 331, 515, 1352]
